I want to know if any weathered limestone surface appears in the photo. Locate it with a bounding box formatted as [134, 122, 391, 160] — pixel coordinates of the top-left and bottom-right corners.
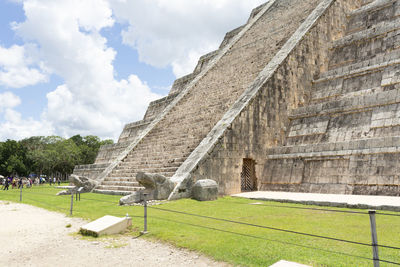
[75, 0, 400, 198]
[258, 0, 400, 196]
[119, 172, 175, 205]
[80, 215, 132, 237]
[170, 0, 361, 198]
[136, 172, 175, 200]
[180, 0, 400, 197]
[73, 163, 109, 181]
[95, 0, 322, 196]
[72, 93, 178, 188]
[69, 174, 99, 192]
[192, 179, 218, 201]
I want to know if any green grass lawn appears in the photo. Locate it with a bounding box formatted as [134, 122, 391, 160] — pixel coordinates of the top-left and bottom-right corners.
[1, 185, 399, 266]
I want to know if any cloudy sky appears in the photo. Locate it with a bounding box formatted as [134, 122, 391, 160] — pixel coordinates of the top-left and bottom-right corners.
[0, 0, 266, 141]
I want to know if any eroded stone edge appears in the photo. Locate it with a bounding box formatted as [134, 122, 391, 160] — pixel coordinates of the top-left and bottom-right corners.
[168, 0, 337, 200]
[94, 0, 279, 185]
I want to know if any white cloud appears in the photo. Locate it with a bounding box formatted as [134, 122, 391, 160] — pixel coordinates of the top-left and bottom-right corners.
[0, 92, 53, 140]
[0, 0, 267, 140]
[0, 108, 54, 140]
[110, 0, 266, 77]
[7, 0, 160, 140]
[44, 75, 158, 138]
[0, 44, 48, 88]
[0, 92, 21, 112]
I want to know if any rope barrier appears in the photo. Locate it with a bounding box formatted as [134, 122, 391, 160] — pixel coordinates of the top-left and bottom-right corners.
[148, 211, 400, 265]
[22, 191, 64, 197]
[7, 189, 400, 217]
[3, 189, 400, 264]
[79, 197, 119, 204]
[148, 206, 400, 251]
[150, 215, 376, 263]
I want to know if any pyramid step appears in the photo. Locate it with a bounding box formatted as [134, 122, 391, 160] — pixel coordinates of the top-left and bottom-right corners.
[329, 17, 400, 69]
[92, 189, 136, 196]
[347, 0, 399, 34]
[96, 185, 144, 191]
[109, 171, 177, 180]
[267, 136, 400, 159]
[291, 88, 400, 119]
[122, 155, 188, 163]
[334, 16, 400, 50]
[116, 161, 184, 170]
[311, 55, 400, 103]
[112, 166, 178, 173]
[122, 156, 188, 165]
[128, 138, 198, 149]
[108, 173, 136, 178]
[103, 177, 136, 182]
[117, 160, 189, 170]
[101, 181, 140, 187]
[317, 49, 400, 82]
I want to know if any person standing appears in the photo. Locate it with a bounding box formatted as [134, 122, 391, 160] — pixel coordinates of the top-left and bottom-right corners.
[3, 178, 9, 190]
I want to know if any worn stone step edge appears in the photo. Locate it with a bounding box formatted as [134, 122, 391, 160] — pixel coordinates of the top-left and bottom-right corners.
[96, 0, 279, 184]
[349, 0, 397, 17]
[96, 185, 144, 191]
[103, 177, 136, 182]
[101, 181, 140, 186]
[122, 153, 191, 162]
[108, 171, 176, 178]
[331, 16, 400, 49]
[291, 88, 400, 119]
[267, 136, 400, 158]
[92, 189, 135, 196]
[315, 50, 400, 83]
[311, 85, 387, 104]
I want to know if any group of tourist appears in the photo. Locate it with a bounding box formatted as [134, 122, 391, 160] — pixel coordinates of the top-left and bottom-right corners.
[1, 176, 61, 190]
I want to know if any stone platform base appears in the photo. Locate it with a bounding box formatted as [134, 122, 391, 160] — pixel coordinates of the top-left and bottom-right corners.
[233, 191, 400, 212]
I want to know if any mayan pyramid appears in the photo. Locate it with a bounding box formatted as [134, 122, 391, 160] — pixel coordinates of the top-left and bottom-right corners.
[74, 0, 400, 199]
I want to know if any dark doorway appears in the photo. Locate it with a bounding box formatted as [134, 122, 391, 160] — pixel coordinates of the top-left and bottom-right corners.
[241, 158, 257, 192]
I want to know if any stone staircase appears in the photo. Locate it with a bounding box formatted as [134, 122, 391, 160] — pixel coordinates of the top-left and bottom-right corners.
[93, 0, 323, 195]
[262, 0, 400, 195]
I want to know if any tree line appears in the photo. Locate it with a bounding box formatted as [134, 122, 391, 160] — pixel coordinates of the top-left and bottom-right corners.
[0, 135, 113, 179]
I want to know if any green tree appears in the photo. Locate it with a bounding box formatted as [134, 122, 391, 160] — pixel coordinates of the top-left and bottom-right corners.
[1, 135, 113, 178]
[0, 140, 28, 176]
[70, 135, 113, 164]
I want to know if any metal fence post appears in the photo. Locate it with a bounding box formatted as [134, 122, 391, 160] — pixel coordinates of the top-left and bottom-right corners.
[369, 210, 380, 267]
[77, 187, 83, 201]
[70, 191, 74, 216]
[20, 185, 22, 202]
[141, 193, 148, 234]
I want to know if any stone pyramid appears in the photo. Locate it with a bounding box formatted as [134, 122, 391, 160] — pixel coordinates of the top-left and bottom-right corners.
[74, 0, 400, 199]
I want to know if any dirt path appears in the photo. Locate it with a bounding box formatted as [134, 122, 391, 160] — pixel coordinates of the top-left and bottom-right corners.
[0, 201, 229, 267]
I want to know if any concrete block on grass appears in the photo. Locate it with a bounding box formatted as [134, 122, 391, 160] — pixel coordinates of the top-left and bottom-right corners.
[80, 215, 132, 237]
[269, 260, 310, 267]
[192, 179, 218, 201]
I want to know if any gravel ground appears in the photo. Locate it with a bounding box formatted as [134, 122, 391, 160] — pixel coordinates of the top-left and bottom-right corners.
[0, 201, 230, 267]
